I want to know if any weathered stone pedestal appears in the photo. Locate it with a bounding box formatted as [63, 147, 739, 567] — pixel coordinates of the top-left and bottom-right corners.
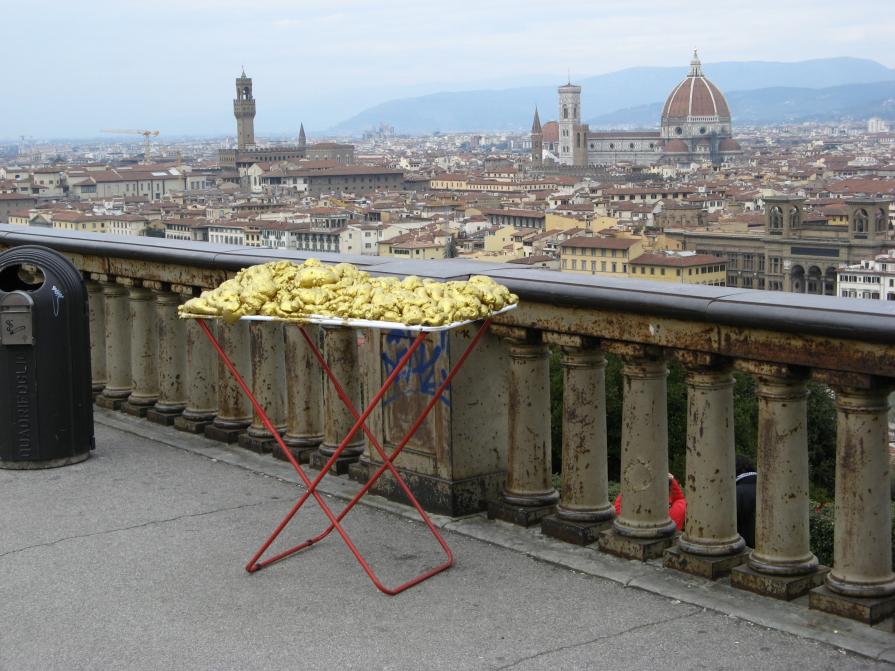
[86, 280, 107, 401]
[146, 289, 185, 427]
[240, 321, 286, 454]
[239, 432, 276, 454]
[348, 461, 370, 484]
[313, 326, 363, 475]
[664, 546, 748, 580]
[541, 343, 613, 546]
[277, 325, 324, 465]
[123, 285, 159, 418]
[204, 423, 245, 443]
[810, 586, 895, 625]
[730, 373, 825, 600]
[664, 361, 746, 579]
[488, 333, 558, 526]
[488, 500, 556, 527]
[146, 408, 182, 426]
[598, 353, 675, 561]
[542, 515, 612, 545]
[174, 317, 217, 435]
[809, 386, 895, 624]
[97, 281, 131, 411]
[731, 563, 829, 601]
[206, 321, 251, 444]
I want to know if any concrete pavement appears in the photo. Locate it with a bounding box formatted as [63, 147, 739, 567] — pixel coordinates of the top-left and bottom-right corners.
[1, 414, 893, 670]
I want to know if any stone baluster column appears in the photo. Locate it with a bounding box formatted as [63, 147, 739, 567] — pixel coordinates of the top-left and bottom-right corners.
[123, 284, 159, 417]
[146, 289, 186, 425]
[96, 280, 131, 410]
[599, 351, 676, 560]
[542, 342, 613, 544]
[487, 331, 558, 526]
[281, 324, 324, 463]
[85, 279, 106, 398]
[205, 320, 253, 443]
[810, 386, 895, 624]
[174, 316, 218, 434]
[311, 326, 364, 474]
[731, 373, 826, 600]
[665, 360, 746, 578]
[238, 321, 286, 453]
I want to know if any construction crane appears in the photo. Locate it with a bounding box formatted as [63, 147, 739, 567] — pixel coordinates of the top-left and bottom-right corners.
[100, 129, 160, 164]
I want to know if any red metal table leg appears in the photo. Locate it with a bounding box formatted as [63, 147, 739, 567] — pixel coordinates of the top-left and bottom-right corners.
[299, 320, 493, 594]
[196, 317, 491, 595]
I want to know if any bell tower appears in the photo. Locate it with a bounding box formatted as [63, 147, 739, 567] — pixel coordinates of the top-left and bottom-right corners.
[234, 68, 256, 150]
[558, 80, 584, 166]
[530, 107, 543, 168]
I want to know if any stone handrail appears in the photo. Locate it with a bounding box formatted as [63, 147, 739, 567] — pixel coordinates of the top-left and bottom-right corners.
[2, 227, 894, 626]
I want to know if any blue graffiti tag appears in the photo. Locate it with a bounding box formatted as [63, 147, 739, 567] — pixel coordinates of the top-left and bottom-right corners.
[381, 329, 450, 407]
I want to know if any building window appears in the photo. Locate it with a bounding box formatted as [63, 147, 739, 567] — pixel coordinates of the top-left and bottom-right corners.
[601, 261, 606, 271]
[769, 206, 783, 232]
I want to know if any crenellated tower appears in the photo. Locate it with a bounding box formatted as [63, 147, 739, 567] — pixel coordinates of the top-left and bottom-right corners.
[234, 69, 256, 149]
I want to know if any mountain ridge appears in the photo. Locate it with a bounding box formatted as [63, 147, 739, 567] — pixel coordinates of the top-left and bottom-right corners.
[328, 57, 895, 135]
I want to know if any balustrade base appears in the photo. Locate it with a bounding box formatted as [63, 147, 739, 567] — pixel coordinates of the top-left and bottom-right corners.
[809, 585, 895, 625]
[272, 444, 315, 465]
[488, 500, 556, 528]
[310, 451, 357, 475]
[173, 415, 215, 435]
[598, 528, 675, 561]
[204, 424, 247, 444]
[145, 408, 183, 426]
[352, 459, 503, 517]
[541, 515, 613, 546]
[122, 402, 154, 418]
[348, 461, 369, 484]
[96, 396, 127, 411]
[730, 564, 829, 601]
[238, 433, 276, 454]
[663, 545, 748, 580]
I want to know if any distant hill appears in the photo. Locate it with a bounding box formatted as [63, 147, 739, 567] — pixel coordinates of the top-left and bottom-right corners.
[328, 58, 895, 135]
[588, 81, 895, 127]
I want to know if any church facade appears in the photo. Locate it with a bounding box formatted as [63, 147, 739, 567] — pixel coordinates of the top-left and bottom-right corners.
[533, 52, 741, 168]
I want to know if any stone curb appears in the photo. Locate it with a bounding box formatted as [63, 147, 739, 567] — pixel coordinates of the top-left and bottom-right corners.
[94, 408, 895, 665]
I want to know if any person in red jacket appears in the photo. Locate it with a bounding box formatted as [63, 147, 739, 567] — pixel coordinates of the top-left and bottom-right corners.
[614, 473, 686, 531]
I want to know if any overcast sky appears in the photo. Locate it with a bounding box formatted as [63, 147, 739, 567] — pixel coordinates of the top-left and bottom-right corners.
[5, 0, 895, 139]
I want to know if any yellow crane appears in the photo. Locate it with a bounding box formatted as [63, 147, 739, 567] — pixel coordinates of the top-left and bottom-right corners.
[100, 129, 160, 164]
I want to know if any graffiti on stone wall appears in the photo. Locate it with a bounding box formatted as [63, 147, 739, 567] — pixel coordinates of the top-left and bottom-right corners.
[381, 329, 450, 407]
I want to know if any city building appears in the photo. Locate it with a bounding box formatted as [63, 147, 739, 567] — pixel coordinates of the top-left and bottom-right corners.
[628, 251, 726, 285]
[534, 51, 742, 167]
[558, 236, 643, 275]
[667, 197, 894, 293]
[837, 249, 895, 300]
[218, 71, 354, 173]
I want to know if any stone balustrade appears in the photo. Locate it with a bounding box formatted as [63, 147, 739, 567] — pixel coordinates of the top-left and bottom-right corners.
[3, 228, 895, 627]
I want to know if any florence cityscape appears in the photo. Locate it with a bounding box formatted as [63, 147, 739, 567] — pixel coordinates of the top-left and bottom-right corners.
[2, 1, 895, 670]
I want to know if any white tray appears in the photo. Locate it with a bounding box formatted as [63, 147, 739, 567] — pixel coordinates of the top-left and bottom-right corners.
[181, 304, 517, 332]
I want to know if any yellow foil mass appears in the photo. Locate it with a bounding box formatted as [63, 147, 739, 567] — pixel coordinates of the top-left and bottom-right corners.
[179, 259, 518, 325]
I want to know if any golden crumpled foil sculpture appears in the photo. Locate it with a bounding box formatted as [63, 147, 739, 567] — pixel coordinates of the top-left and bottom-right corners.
[179, 258, 518, 326]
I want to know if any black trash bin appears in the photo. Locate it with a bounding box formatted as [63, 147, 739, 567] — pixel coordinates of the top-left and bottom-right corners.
[0, 245, 94, 468]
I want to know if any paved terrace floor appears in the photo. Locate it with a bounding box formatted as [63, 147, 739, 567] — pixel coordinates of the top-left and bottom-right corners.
[3, 410, 895, 671]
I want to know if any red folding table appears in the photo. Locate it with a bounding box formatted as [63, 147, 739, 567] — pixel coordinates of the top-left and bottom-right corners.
[190, 305, 514, 596]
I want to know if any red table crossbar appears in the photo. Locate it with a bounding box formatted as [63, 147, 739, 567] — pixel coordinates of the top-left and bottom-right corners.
[197, 317, 492, 595]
